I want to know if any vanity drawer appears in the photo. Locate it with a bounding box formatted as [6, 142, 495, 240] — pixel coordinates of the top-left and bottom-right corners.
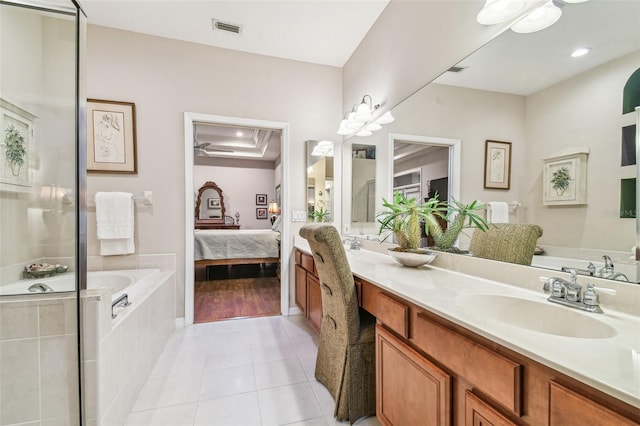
[375, 291, 409, 338]
[549, 381, 639, 426]
[413, 311, 523, 417]
[300, 252, 315, 273]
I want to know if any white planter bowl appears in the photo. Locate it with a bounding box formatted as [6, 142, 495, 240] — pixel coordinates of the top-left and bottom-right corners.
[387, 248, 437, 267]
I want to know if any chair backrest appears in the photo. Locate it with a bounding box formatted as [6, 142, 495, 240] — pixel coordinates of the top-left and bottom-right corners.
[469, 223, 543, 265]
[299, 224, 360, 343]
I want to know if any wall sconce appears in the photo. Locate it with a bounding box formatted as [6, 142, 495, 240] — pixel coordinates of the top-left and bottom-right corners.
[337, 95, 394, 137]
[268, 200, 280, 224]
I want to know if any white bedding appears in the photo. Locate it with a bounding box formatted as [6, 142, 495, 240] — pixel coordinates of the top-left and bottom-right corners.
[194, 229, 280, 261]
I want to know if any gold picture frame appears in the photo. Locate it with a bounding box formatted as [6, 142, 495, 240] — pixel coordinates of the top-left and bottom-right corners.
[87, 99, 137, 173]
[483, 140, 511, 190]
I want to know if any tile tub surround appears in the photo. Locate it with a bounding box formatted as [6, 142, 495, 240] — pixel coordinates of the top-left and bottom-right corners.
[82, 268, 176, 426]
[293, 237, 639, 407]
[0, 294, 79, 426]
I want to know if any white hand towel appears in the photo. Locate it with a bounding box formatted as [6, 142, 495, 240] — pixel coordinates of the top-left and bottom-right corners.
[488, 201, 509, 223]
[96, 192, 135, 255]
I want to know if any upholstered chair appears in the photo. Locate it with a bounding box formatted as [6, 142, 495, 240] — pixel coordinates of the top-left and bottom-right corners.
[299, 224, 376, 423]
[469, 223, 543, 266]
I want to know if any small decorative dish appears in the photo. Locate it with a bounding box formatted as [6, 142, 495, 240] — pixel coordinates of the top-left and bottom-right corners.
[387, 248, 437, 268]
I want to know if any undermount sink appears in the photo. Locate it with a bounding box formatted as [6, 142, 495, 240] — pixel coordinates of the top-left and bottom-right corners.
[457, 294, 617, 339]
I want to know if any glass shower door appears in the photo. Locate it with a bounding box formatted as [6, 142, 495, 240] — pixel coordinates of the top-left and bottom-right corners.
[0, 1, 85, 424]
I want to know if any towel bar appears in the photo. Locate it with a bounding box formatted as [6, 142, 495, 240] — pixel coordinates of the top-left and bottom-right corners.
[88, 190, 152, 206]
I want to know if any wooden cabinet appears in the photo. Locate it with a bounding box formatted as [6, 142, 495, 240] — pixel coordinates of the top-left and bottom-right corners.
[294, 249, 322, 333]
[358, 278, 640, 426]
[294, 264, 307, 315]
[549, 381, 639, 426]
[377, 324, 451, 426]
[465, 390, 517, 426]
[306, 273, 322, 333]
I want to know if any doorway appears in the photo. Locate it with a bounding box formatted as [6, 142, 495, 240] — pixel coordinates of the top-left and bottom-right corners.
[184, 113, 290, 325]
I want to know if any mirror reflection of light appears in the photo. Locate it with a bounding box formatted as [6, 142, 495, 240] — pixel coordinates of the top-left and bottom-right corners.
[311, 140, 334, 157]
[571, 47, 592, 58]
[236, 131, 243, 137]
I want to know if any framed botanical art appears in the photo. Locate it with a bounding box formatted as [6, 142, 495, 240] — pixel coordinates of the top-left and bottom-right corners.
[87, 99, 137, 173]
[483, 140, 511, 190]
[1, 98, 36, 190]
[542, 148, 589, 205]
[256, 193, 267, 205]
[256, 207, 267, 219]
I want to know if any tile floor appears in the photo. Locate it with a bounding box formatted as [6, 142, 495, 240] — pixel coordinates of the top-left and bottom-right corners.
[125, 315, 381, 426]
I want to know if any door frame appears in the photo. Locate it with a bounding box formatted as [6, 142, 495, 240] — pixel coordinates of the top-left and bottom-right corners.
[183, 112, 290, 325]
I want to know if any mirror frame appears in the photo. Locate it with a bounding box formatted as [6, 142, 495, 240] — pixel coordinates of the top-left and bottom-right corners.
[195, 181, 226, 228]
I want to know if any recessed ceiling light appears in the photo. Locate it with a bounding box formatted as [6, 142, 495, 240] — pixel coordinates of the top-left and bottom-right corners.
[236, 131, 243, 137]
[571, 47, 592, 58]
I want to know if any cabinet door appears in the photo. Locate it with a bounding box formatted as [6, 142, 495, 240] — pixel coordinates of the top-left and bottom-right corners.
[376, 324, 451, 426]
[549, 381, 639, 426]
[306, 273, 322, 334]
[294, 264, 307, 314]
[465, 390, 517, 426]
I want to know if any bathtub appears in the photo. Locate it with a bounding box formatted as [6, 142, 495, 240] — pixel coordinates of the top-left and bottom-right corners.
[0, 269, 155, 300]
[81, 268, 176, 426]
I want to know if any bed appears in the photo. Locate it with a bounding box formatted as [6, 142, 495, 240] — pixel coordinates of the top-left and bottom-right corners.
[194, 229, 280, 267]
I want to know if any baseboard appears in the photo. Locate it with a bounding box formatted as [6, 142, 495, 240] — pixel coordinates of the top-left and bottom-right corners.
[288, 306, 302, 316]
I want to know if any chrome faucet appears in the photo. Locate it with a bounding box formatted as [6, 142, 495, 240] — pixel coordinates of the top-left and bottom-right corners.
[602, 255, 614, 275]
[541, 270, 607, 313]
[343, 235, 361, 250]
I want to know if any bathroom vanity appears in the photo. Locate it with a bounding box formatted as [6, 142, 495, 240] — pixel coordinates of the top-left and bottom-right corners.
[294, 246, 640, 425]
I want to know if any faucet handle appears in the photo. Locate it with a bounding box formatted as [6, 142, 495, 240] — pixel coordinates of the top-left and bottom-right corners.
[583, 284, 600, 307]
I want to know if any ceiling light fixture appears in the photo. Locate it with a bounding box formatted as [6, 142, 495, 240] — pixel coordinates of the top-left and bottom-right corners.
[571, 47, 591, 57]
[511, 0, 562, 34]
[476, 0, 526, 25]
[337, 95, 394, 137]
[477, 0, 587, 35]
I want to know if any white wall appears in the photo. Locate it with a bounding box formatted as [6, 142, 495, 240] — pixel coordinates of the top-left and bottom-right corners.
[523, 51, 640, 252]
[193, 163, 276, 229]
[86, 25, 342, 317]
[342, 0, 543, 119]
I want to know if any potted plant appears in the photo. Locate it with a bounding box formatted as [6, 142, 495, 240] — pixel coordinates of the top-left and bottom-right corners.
[309, 206, 331, 222]
[3, 125, 26, 176]
[424, 198, 489, 252]
[377, 193, 489, 265]
[376, 193, 444, 266]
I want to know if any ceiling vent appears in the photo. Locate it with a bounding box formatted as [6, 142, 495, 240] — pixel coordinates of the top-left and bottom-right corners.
[447, 66, 467, 73]
[212, 19, 242, 35]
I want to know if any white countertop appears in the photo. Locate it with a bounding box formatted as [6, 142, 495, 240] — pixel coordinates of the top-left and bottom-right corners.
[295, 239, 640, 409]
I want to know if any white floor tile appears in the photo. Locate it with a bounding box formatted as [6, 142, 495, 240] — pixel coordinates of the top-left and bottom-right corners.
[258, 382, 324, 426]
[254, 358, 307, 390]
[126, 315, 380, 426]
[250, 339, 297, 363]
[198, 364, 256, 400]
[309, 379, 336, 418]
[204, 345, 253, 371]
[194, 392, 261, 426]
[285, 417, 330, 426]
[131, 374, 202, 412]
[125, 402, 197, 426]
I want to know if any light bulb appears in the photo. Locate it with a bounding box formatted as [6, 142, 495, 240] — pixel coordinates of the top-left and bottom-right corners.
[477, 0, 526, 25]
[511, 0, 561, 34]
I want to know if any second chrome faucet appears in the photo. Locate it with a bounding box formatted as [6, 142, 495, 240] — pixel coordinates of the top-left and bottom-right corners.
[541, 270, 616, 314]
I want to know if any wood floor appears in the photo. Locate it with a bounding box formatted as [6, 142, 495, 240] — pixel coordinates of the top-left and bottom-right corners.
[194, 264, 281, 323]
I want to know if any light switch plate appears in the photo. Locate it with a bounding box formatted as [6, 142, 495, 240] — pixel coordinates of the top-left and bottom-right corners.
[292, 210, 307, 222]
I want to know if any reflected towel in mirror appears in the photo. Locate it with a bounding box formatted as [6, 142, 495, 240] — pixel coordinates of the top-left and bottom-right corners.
[488, 201, 509, 223]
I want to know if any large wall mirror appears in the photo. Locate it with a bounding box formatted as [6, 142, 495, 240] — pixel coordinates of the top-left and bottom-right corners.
[306, 140, 334, 222]
[342, 0, 639, 283]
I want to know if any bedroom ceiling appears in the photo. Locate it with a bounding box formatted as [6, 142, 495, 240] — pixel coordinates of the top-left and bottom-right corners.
[193, 122, 281, 162]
